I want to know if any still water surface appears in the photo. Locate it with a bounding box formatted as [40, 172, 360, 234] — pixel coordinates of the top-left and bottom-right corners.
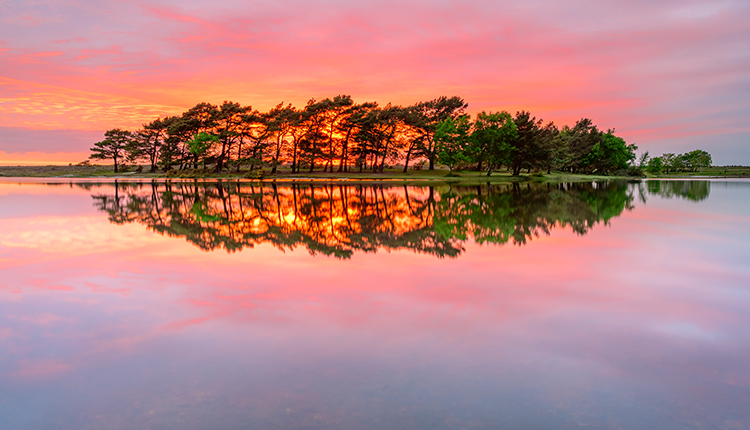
[0, 179, 748, 430]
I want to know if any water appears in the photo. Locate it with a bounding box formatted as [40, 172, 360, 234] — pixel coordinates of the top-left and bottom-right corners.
[1, 179, 748, 430]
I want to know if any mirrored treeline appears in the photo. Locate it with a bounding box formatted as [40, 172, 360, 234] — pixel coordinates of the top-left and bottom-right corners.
[79, 180, 671, 257]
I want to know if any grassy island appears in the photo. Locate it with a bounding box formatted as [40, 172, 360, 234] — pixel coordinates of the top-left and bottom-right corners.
[3, 95, 731, 180]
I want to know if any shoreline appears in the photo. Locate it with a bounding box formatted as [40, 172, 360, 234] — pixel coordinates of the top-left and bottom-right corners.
[1, 165, 747, 183]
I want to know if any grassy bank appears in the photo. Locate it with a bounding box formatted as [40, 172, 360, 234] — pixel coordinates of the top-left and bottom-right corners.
[1, 164, 747, 183]
[647, 165, 750, 178]
[0, 164, 636, 183]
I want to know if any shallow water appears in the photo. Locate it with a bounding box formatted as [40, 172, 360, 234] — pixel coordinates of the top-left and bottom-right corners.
[1, 179, 748, 430]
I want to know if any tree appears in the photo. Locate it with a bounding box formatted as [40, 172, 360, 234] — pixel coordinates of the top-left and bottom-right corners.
[647, 156, 663, 175]
[694, 151, 712, 173]
[638, 151, 650, 169]
[435, 115, 471, 171]
[265, 102, 297, 174]
[684, 149, 712, 173]
[186, 132, 219, 169]
[236, 110, 269, 171]
[297, 98, 330, 172]
[510, 111, 547, 175]
[372, 104, 408, 172]
[351, 106, 383, 172]
[545, 125, 572, 173]
[156, 116, 184, 171]
[660, 152, 685, 173]
[566, 118, 601, 173]
[90, 128, 132, 172]
[661, 152, 677, 173]
[469, 111, 517, 175]
[215, 101, 252, 173]
[351, 104, 408, 173]
[407, 96, 468, 170]
[128, 117, 172, 173]
[338, 102, 378, 172]
[588, 130, 637, 174]
[319, 95, 354, 172]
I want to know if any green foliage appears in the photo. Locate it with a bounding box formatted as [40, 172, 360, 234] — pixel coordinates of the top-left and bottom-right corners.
[647, 156, 663, 174]
[407, 96, 468, 170]
[638, 151, 650, 168]
[587, 130, 637, 174]
[469, 111, 517, 175]
[510, 111, 550, 175]
[435, 115, 472, 171]
[187, 132, 219, 156]
[186, 132, 219, 167]
[191, 202, 223, 223]
[649, 149, 712, 175]
[683, 149, 712, 172]
[566, 118, 602, 173]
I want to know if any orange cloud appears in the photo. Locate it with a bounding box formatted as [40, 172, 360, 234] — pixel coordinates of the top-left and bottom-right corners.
[0, 151, 91, 165]
[0, 76, 184, 130]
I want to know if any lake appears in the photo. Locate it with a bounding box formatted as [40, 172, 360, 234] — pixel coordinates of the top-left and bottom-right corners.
[1, 178, 749, 430]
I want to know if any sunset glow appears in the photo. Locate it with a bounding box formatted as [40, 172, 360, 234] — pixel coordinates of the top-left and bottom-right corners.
[1, 0, 749, 164]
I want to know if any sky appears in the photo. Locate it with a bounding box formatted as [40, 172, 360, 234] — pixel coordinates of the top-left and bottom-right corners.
[1, 0, 749, 165]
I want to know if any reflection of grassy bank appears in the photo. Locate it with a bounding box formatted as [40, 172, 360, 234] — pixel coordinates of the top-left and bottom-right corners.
[647, 165, 750, 178]
[1, 164, 640, 183]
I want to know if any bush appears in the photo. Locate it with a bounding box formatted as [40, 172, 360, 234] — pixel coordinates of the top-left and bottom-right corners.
[613, 169, 628, 177]
[244, 169, 265, 179]
[626, 166, 644, 177]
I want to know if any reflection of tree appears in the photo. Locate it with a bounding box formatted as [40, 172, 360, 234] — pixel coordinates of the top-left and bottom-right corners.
[646, 180, 711, 202]
[434, 181, 634, 246]
[91, 180, 634, 258]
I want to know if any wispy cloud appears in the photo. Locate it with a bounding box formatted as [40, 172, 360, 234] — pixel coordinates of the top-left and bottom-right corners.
[0, 0, 748, 162]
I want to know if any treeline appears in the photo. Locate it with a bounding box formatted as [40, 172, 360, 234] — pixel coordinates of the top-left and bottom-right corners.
[90, 181, 635, 257]
[645, 150, 712, 174]
[643, 180, 711, 201]
[90, 95, 639, 176]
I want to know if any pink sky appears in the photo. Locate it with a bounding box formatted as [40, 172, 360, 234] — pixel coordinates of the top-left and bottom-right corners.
[1, 0, 749, 164]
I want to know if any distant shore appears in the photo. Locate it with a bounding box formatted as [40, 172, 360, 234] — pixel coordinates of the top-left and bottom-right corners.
[0, 164, 748, 182]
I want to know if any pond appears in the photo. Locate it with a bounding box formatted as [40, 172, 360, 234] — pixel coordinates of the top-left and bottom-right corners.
[0, 179, 748, 430]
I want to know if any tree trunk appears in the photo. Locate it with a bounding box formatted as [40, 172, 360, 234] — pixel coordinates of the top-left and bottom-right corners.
[428, 138, 435, 170]
[216, 139, 228, 173]
[291, 139, 298, 173]
[402, 145, 413, 173]
[236, 136, 244, 173]
[338, 129, 352, 173]
[271, 136, 282, 174]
